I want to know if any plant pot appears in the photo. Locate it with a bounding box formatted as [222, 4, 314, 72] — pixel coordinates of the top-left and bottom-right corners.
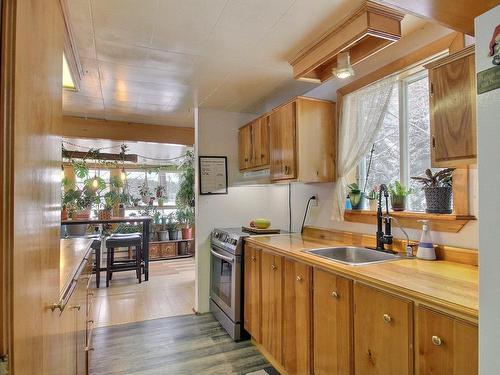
[158, 199, 165, 207]
[178, 241, 188, 255]
[74, 209, 91, 219]
[390, 195, 407, 211]
[98, 209, 112, 220]
[424, 186, 452, 214]
[118, 204, 125, 218]
[61, 208, 69, 221]
[168, 229, 178, 241]
[158, 231, 169, 241]
[141, 196, 149, 204]
[66, 223, 88, 237]
[350, 193, 365, 210]
[182, 227, 192, 240]
[368, 199, 378, 211]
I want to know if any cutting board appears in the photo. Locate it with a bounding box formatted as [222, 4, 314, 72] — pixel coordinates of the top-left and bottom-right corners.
[242, 226, 281, 234]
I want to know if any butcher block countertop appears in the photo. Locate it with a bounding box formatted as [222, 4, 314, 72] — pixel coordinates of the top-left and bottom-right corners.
[60, 238, 93, 296]
[246, 233, 478, 320]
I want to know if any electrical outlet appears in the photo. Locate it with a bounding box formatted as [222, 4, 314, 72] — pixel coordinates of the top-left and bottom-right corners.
[311, 194, 319, 206]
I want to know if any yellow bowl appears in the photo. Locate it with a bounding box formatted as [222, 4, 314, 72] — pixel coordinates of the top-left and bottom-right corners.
[254, 219, 271, 229]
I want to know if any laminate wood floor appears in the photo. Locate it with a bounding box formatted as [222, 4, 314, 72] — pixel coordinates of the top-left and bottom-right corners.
[92, 258, 195, 327]
[90, 313, 270, 375]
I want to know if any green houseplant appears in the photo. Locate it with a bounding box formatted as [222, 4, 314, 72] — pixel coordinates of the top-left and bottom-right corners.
[388, 181, 413, 211]
[177, 207, 194, 239]
[411, 168, 454, 214]
[348, 183, 364, 210]
[365, 188, 379, 211]
[165, 212, 179, 240]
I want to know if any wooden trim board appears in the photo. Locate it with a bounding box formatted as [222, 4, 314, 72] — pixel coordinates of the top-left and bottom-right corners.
[61, 116, 194, 145]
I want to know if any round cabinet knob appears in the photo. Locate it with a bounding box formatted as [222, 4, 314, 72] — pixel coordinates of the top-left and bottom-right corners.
[271, 264, 277, 271]
[331, 291, 339, 298]
[296, 275, 303, 282]
[383, 314, 392, 323]
[432, 335, 443, 346]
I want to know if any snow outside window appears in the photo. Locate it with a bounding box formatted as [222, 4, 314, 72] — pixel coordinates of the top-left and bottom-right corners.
[359, 71, 440, 212]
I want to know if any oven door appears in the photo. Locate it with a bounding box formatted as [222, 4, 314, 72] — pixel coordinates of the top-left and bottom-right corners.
[210, 243, 241, 323]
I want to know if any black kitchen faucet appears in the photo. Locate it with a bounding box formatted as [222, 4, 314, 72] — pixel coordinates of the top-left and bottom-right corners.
[376, 184, 393, 252]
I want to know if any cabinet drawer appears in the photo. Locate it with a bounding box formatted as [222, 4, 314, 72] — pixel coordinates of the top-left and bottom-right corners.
[354, 283, 413, 375]
[417, 306, 477, 375]
[160, 242, 177, 258]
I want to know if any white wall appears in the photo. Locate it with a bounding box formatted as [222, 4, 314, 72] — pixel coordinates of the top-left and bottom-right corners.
[194, 108, 289, 313]
[475, 6, 500, 374]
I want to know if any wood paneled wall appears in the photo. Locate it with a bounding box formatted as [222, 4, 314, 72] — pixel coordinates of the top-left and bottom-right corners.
[1, 0, 66, 373]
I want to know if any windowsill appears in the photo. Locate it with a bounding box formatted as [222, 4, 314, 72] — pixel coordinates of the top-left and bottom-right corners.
[344, 210, 476, 233]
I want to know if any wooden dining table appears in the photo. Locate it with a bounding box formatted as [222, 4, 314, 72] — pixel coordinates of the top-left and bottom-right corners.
[61, 216, 152, 281]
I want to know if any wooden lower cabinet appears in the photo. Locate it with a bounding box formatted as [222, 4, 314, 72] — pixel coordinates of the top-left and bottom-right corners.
[61, 254, 94, 375]
[283, 260, 312, 375]
[417, 306, 478, 375]
[244, 244, 261, 341]
[354, 283, 413, 375]
[313, 268, 353, 375]
[260, 250, 284, 364]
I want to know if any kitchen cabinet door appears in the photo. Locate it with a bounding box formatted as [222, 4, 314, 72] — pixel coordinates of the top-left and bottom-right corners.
[417, 306, 477, 375]
[243, 244, 261, 342]
[238, 124, 252, 170]
[427, 46, 476, 167]
[270, 101, 297, 181]
[251, 116, 270, 168]
[260, 250, 283, 364]
[313, 268, 353, 375]
[354, 283, 413, 375]
[283, 259, 312, 375]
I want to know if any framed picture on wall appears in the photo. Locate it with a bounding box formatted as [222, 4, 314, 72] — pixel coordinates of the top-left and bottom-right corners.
[199, 156, 228, 195]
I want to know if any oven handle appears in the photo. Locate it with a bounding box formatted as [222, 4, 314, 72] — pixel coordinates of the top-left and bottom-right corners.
[210, 248, 234, 263]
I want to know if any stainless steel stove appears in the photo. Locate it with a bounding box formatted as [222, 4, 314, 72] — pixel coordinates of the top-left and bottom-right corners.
[209, 228, 249, 341]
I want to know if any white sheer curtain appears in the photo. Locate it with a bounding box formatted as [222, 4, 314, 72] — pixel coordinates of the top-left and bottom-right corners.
[332, 75, 397, 221]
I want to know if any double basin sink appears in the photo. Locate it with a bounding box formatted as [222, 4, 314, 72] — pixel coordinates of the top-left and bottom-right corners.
[305, 246, 401, 266]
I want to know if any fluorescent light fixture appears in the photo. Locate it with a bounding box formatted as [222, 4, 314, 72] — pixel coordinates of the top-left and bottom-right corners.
[333, 51, 355, 79]
[62, 53, 76, 90]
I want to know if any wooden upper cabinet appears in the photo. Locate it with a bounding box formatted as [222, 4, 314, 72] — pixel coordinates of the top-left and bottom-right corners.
[417, 306, 478, 375]
[313, 268, 353, 375]
[270, 101, 297, 181]
[238, 116, 270, 171]
[269, 97, 335, 182]
[283, 259, 312, 375]
[251, 116, 270, 168]
[260, 250, 284, 364]
[243, 244, 261, 342]
[426, 45, 477, 167]
[238, 124, 252, 170]
[354, 283, 413, 375]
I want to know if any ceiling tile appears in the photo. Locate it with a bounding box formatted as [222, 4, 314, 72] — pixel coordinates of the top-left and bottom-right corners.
[91, 0, 158, 45]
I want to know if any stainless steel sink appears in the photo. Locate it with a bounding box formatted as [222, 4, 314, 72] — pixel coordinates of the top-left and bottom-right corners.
[305, 246, 401, 266]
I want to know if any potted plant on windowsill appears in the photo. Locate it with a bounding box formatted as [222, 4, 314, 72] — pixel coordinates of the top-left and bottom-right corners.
[388, 181, 413, 211]
[348, 183, 364, 210]
[411, 168, 454, 214]
[365, 187, 379, 211]
[99, 191, 119, 220]
[139, 181, 151, 204]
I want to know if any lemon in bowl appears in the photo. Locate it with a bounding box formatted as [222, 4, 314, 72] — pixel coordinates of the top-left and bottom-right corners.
[253, 218, 271, 229]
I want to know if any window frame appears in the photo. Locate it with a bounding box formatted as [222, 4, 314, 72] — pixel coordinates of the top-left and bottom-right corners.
[358, 69, 431, 212]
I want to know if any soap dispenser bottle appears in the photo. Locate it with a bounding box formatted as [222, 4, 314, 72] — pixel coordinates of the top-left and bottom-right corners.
[417, 220, 435, 260]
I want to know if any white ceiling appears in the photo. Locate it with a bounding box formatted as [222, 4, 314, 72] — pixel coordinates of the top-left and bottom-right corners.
[65, 0, 429, 127]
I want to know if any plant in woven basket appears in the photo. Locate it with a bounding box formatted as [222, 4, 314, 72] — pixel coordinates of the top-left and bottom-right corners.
[411, 168, 454, 214]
